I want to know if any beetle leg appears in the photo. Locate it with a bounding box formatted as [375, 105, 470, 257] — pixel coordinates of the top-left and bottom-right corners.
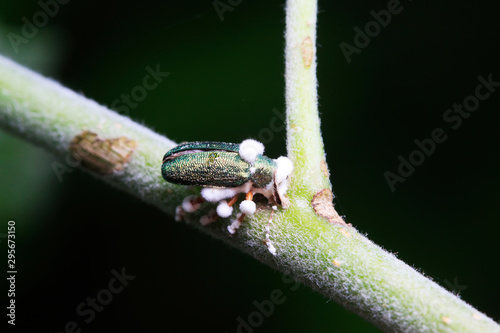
[246, 191, 254, 201]
[227, 194, 239, 207]
[263, 207, 277, 255]
[228, 213, 246, 234]
[228, 191, 259, 234]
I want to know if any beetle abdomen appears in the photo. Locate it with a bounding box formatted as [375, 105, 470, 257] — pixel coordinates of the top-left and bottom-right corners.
[162, 150, 251, 187]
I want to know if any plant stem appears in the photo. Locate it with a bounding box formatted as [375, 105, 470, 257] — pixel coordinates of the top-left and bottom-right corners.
[0, 3, 499, 331]
[285, 0, 331, 197]
[0, 55, 188, 214]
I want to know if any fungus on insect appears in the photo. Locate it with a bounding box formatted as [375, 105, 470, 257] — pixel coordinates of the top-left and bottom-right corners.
[161, 139, 293, 253]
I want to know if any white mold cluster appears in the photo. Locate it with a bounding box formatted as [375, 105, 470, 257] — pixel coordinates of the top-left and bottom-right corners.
[175, 139, 293, 253]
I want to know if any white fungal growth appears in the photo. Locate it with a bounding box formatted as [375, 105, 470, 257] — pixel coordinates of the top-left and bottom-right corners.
[252, 181, 274, 201]
[274, 156, 293, 185]
[201, 188, 238, 202]
[265, 209, 277, 255]
[239, 139, 264, 165]
[176, 140, 293, 243]
[216, 200, 233, 218]
[274, 156, 294, 207]
[239, 200, 257, 215]
[175, 206, 185, 222]
[228, 214, 243, 234]
[182, 195, 202, 212]
[266, 241, 277, 256]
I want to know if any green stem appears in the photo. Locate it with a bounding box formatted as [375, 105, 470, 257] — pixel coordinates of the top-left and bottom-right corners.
[0, 55, 189, 214]
[285, 0, 331, 197]
[0, 3, 499, 331]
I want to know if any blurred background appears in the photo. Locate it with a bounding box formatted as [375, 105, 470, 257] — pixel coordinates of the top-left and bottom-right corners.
[0, 0, 499, 332]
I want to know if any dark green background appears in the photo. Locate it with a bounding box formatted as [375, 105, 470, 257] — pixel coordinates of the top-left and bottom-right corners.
[1, 1, 499, 332]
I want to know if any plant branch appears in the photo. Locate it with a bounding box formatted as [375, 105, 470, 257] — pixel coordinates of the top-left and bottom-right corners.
[0, 3, 499, 331]
[0, 55, 192, 214]
[285, 0, 331, 197]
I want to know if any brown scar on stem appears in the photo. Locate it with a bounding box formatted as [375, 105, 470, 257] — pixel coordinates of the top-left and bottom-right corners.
[70, 130, 137, 175]
[320, 159, 329, 178]
[301, 36, 313, 68]
[311, 189, 350, 226]
[338, 228, 351, 237]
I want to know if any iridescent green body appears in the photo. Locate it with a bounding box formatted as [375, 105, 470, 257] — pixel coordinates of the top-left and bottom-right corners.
[161, 141, 276, 188]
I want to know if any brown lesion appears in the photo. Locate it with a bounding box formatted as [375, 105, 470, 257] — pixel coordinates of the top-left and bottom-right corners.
[301, 36, 314, 68]
[70, 130, 137, 175]
[320, 159, 329, 178]
[311, 189, 349, 226]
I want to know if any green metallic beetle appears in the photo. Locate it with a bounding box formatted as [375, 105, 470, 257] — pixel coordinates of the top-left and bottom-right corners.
[161, 139, 293, 237]
[162, 141, 276, 189]
[162, 139, 292, 204]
